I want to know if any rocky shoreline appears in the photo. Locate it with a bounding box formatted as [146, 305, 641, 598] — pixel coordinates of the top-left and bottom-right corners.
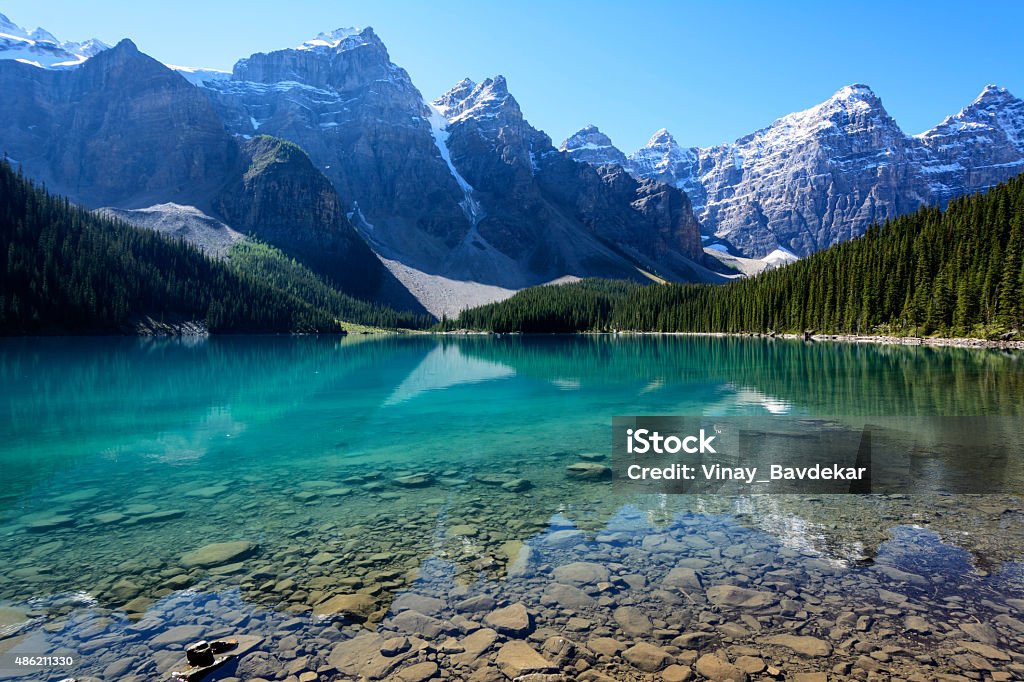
[606, 331, 1024, 350]
[440, 329, 1024, 350]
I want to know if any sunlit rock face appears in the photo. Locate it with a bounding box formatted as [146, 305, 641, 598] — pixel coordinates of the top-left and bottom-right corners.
[566, 85, 1024, 259]
[193, 32, 712, 312]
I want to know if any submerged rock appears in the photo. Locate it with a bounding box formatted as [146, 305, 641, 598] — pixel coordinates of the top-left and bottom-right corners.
[565, 463, 612, 480]
[663, 566, 703, 592]
[453, 627, 498, 666]
[379, 636, 411, 657]
[393, 473, 435, 487]
[762, 634, 833, 657]
[552, 561, 609, 586]
[622, 642, 673, 672]
[24, 514, 76, 531]
[130, 509, 187, 524]
[501, 478, 533, 492]
[613, 606, 653, 636]
[313, 593, 378, 621]
[695, 653, 748, 681]
[184, 484, 229, 498]
[706, 584, 774, 608]
[484, 602, 533, 637]
[0, 606, 30, 638]
[180, 540, 257, 568]
[959, 622, 999, 645]
[541, 583, 596, 610]
[495, 640, 554, 678]
[396, 661, 438, 682]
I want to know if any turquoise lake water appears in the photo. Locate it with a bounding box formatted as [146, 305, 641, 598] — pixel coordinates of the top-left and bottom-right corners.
[1, 335, 1022, 680]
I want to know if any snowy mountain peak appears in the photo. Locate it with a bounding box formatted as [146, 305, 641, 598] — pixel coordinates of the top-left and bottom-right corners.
[27, 27, 58, 44]
[433, 78, 478, 118]
[0, 13, 108, 69]
[646, 128, 679, 148]
[969, 84, 1017, 109]
[740, 82, 896, 150]
[0, 13, 24, 37]
[489, 74, 508, 91]
[830, 83, 877, 101]
[810, 83, 887, 119]
[560, 125, 627, 166]
[919, 84, 1024, 153]
[561, 124, 614, 150]
[297, 27, 371, 51]
[433, 75, 516, 124]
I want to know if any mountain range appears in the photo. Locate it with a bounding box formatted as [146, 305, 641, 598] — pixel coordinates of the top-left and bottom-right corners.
[561, 85, 1024, 259]
[2, 12, 1023, 318]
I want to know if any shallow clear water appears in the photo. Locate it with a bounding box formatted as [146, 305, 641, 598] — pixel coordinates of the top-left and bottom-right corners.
[1, 335, 1022, 681]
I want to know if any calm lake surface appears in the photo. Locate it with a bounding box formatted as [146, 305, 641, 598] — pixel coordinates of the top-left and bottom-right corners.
[1, 335, 1022, 681]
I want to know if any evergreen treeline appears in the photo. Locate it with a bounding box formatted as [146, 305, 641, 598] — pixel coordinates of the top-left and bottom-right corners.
[225, 241, 434, 330]
[449, 175, 1024, 338]
[0, 160, 426, 334]
[446, 279, 634, 333]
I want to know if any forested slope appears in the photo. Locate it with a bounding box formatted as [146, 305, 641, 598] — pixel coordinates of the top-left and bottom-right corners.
[450, 175, 1024, 337]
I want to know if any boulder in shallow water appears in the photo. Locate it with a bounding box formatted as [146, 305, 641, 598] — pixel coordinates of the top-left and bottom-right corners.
[129, 509, 187, 525]
[397, 661, 438, 682]
[393, 473, 435, 487]
[565, 463, 611, 480]
[501, 478, 533, 492]
[179, 540, 257, 568]
[696, 653, 747, 681]
[474, 473, 516, 486]
[614, 606, 653, 636]
[664, 566, 703, 592]
[495, 641, 554, 678]
[24, 514, 76, 531]
[706, 584, 774, 608]
[552, 561, 609, 586]
[313, 593, 378, 621]
[762, 634, 833, 657]
[622, 642, 673, 672]
[484, 602, 533, 637]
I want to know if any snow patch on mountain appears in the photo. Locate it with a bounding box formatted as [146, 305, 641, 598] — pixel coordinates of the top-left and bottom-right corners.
[298, 28, 366, 51]
[168, 64, 232, 86]
[763, 247, 800, 268]
[0, 12, 108, 69]
[425, 99, 483, 227]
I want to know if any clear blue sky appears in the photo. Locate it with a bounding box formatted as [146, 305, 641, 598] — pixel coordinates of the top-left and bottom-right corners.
[4, 1, 1023, 151]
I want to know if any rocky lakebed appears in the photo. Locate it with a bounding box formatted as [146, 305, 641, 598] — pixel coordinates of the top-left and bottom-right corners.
[1, 451, 1023, 682]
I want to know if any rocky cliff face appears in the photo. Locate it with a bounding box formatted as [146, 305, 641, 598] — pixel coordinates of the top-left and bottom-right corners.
[0, 39, 240, 209]
[916, 85, 1024, 204]
[216, 136, 401, 300]
[435, 76, 708, 282]
[0, 39, 411, 310]
[690, 85, 929, 257]
[190, 34, 713, 314]
[197, 27, 472, 267]
[563, 84, 1024, 259]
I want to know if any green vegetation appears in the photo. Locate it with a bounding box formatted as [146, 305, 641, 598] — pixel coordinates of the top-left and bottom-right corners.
[225, 241, 433, 330]
[448, 174, 1024, 338]
[444, 279, 634, 333]
[242, 135, 310, 180]
[0, 160, 429, 335]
